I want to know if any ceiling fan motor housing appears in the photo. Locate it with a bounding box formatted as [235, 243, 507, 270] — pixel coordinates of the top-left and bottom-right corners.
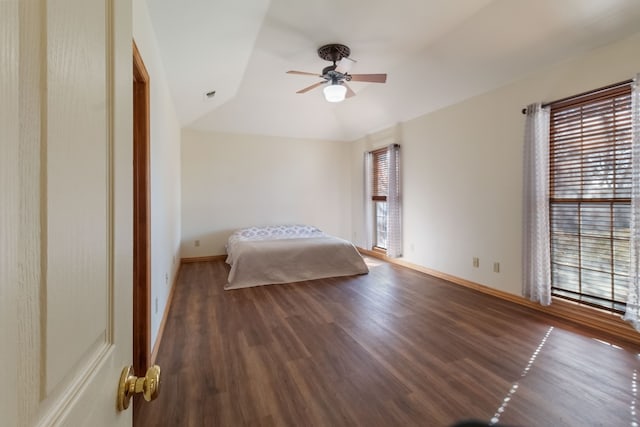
[319, 44, 352, 83]
[322, 64, 337, 76]
[317, 44, 351, 63]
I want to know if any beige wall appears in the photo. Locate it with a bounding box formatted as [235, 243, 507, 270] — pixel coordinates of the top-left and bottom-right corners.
[133, 0, 182, 350]
[181, 129, 352, 257]
[351, 31, 640, 296]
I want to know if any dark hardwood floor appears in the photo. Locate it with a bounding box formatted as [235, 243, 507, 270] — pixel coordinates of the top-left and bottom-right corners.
[135, 257, 640, 426]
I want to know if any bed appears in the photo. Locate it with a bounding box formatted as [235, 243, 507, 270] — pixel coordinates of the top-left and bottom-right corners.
[225, 224, 369, 290]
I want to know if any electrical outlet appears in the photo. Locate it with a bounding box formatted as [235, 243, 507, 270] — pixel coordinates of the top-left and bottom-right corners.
[473, 257, 479, 268]
[195, 239, 200, 247]
[165, 273, 168, 284]
[493, 262, 500, 273]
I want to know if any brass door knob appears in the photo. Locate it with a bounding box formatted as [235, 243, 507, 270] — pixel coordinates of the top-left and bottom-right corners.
[117, 365, 161, 411]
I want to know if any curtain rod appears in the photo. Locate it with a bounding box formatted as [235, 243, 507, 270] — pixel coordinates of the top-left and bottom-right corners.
[521, 79, 633, 115]
[369, 143, 400, 153]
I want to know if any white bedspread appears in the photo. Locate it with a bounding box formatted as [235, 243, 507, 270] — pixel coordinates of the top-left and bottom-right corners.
[225, 225, 368, 289]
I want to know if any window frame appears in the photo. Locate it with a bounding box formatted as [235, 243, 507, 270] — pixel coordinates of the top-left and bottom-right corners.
[371, 147, 389, 252]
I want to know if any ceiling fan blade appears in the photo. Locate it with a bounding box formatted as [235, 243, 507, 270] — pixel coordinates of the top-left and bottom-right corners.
[344, 83, 356, 99]
[349, 73, 387, 83]
[287, 70, 322, 77]
[335, 57, 356, 74]
[296, 81, 326, 94]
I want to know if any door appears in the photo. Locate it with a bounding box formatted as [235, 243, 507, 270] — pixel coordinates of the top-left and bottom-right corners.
[133, 41, 151, 381]
[1, 1, 136, 425]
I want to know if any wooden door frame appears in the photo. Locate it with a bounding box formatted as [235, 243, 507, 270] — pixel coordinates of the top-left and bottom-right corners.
[132, 40, 151, 377]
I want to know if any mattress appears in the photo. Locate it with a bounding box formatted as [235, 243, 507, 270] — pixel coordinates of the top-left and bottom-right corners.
[225, 225, 369, 289]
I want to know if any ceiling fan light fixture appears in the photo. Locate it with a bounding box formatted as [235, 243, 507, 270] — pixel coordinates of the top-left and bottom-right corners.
[323, 83, 347, 103]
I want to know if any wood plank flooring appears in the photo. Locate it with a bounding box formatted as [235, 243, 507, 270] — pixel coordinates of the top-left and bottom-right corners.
[134, 257, 640, 426]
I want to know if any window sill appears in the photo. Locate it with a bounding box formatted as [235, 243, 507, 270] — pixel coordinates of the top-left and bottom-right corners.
[372, 247, 387, 256]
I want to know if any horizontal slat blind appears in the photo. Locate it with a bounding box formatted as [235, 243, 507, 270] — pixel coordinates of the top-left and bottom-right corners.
[549, 82, 632, 313]
[372, 147, 388, 201]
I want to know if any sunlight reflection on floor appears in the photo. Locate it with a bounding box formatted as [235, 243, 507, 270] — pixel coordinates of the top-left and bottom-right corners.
[592, 338, 623, 350]
[364, 257, 384, 268]
[489, 327, 554, 426]
[632, 369, 638, 427]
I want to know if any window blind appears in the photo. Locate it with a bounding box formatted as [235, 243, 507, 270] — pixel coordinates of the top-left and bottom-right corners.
[549, 82, 632, 312]
[372, 147, 389, 201]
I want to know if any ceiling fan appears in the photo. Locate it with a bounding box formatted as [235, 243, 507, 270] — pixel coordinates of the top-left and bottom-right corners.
[287, 43, 387, 103]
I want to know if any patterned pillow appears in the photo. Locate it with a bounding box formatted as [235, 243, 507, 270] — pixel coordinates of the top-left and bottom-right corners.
[228, 224, 324, 245]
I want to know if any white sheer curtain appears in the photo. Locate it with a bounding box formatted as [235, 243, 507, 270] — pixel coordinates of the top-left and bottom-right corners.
[625, 75, 640, 329]
[387, 144, 402, 258]
[522, 103, 551, 305]
[363, 152, 373, 250]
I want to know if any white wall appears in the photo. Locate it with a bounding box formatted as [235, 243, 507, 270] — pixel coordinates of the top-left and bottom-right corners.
[351, 31, 640, 296]
[133, 0, 182, 350]
[181, 129, 352, 257]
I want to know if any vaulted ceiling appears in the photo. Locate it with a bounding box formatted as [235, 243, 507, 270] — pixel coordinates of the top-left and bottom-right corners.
[146, 0, 640, 141]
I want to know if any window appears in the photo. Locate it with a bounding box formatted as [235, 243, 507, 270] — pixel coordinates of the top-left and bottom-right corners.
[372, 147, 389, 250]
[365, 144, 401, 257]
[549, 82, 632, 313]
